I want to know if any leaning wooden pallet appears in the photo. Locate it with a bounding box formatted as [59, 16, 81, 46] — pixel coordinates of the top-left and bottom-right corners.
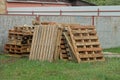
[59, 28, 75, 61]
[67, 25, 105, 63]
[63, 32, 77, 61]
[60, 34, 71, 61]
[29, 24, 62, 62]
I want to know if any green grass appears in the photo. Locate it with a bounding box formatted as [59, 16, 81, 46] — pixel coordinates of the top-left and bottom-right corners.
[0, 54, 120, 80]
[103, 47, 120, 53]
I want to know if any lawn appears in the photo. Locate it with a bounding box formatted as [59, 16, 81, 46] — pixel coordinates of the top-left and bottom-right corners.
[103, 47, 120, 53]
[0, 54, 120, 80]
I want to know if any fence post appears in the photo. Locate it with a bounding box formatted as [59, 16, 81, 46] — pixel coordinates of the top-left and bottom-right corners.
[97, 8, 100, 16]
[36, 15, 40, 21]
[60, 10, 62, 16]
[92, 16, 95, 25]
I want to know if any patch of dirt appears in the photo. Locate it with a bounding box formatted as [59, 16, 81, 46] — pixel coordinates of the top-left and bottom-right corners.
[103, 52, 120, 58]
[0, 57, 19, 64]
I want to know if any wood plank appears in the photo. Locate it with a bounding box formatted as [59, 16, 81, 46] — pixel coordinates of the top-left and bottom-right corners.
[78, 48, 102, 52]
[70, 26, 95, 30]
[43, 25, 51, 61]
[36, 26, 42, 60]
[74, 36, 98, 40]
[76, 42, 100, 46]
[29, 26, 39, 60]
[35, 25, 42, 60]
[72, 30, 96, 34]
[46, 25, 56, 62]
[41, 25, 48, 61]
[79, 54, 103, 58]
[54, 26, 62, 60]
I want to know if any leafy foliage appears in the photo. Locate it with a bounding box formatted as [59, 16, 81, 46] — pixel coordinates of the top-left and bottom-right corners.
[84, 0, 120, 5]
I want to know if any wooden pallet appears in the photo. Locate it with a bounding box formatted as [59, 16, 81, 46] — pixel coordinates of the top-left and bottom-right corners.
[4, 25, 34, 57]
[29, 24, 62, 62]
[4, 43, 30, 53]
[67, 25, 105, 63]
[60, 29, 77, 61]
[60, 34, 72, 61]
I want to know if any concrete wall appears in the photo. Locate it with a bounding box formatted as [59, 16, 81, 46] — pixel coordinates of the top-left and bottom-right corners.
[0, 15, 120, 52]
[40, 16, 120, 49]
[40, 16, 92, 25]
[95, 17, 120, 48]
[0, 15, 36, 52]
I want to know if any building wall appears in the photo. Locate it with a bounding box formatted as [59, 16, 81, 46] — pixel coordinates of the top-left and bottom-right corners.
[0, 0, 6, 14]
[7, 2, 70, 8]
[0, 15, 120, 52]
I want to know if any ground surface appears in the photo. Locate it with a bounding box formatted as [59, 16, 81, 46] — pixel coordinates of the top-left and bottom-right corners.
[0, 54, 120, 80]
[104, 52, 120, 57]
[103, 47, 120, 53]
[103, 47, 120, 57]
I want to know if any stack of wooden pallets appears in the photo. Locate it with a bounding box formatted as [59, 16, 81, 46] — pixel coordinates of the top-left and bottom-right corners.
[29, 22, 105, 62]
[4, 21, 105, 62]
[4, 25, 34, 57]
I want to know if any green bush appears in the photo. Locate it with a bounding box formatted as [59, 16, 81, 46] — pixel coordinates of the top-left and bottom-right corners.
[84, 0, 120, 5]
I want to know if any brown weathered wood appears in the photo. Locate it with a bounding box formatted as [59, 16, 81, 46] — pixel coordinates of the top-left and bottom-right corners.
[45, 25, 53, 61]
[43, 25, 51, 61]
[63, 32, 77, 61]
[66, 25, 105, 62]
[54, 26, 62, 60]
[40, 25, 47, 61]
[30, 24, 63, 62]
[74, 36, 98, 40]
[47, 25, 55, 61]
[76, 42, 100, 46]
[68, 26, 81, 63]
[36, 26, 42, 60]
[72, 30, 96, 34]
[77, 48, 102, 52]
